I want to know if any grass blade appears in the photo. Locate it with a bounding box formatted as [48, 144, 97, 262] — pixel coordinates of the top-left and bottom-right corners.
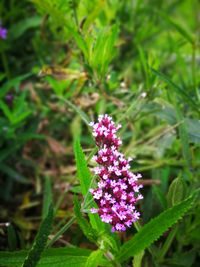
[22, 204, 54, 267]
[47, 217, 75, 248]
[42, 177, 52, 219]
[151, 68, 199, 113]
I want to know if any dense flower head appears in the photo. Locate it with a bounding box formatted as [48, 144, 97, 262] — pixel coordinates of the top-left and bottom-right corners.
[89, 114, 143, 232]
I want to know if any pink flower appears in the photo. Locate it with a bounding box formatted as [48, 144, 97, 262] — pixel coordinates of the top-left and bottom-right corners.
[101, 214, 113, 223]
[90, 208, 98, 213]
[89, 115, 142, 232]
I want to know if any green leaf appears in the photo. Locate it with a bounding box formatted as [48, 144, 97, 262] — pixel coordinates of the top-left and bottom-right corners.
[167, 177, 186, 207]
[12, 111, 32, 125]
[0, 74, 31, 98]
[74, 138, 91, 196]
[7, 224, 17, 251]
[42, 177, 52, 219]
[117, 193, 197, 262]
[0, 86, 31, 125]
[22, 204, 54, 267]
[74, 138, 105, 231]
[0, 100, 13, 122]
[90, 25, 118, 78]
[74, 196, 98, 243]
[85, 249, 104, 267]
[0, 247, 91, 267]
[9, 17, 42, 40]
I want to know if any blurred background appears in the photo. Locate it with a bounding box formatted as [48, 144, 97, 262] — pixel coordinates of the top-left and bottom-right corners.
[0, 0, 200, 266]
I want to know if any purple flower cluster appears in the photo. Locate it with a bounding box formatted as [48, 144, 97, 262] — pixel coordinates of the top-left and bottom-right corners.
[0, 23, 7, 39]
[89, 115, 143, 232]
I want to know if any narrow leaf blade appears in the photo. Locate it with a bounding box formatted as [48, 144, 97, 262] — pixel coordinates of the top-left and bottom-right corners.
[118, 193, 197, 262]
[0, 247, 91, 267]
[74, 138, 91, 196]
[42, 177, 52, 219]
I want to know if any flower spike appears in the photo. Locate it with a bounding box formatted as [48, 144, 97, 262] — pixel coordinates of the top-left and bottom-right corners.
[89, 114, 143, 232]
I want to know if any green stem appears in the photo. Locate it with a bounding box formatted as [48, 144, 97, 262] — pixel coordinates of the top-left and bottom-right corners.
[47, 216, 76, 247]
[87, 147, 98, 163]
[82, 176, 96, 208]
[47, 193, 96, 247]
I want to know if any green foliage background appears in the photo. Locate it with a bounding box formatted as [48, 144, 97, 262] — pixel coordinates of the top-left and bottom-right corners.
[0, 0, 200, 266]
